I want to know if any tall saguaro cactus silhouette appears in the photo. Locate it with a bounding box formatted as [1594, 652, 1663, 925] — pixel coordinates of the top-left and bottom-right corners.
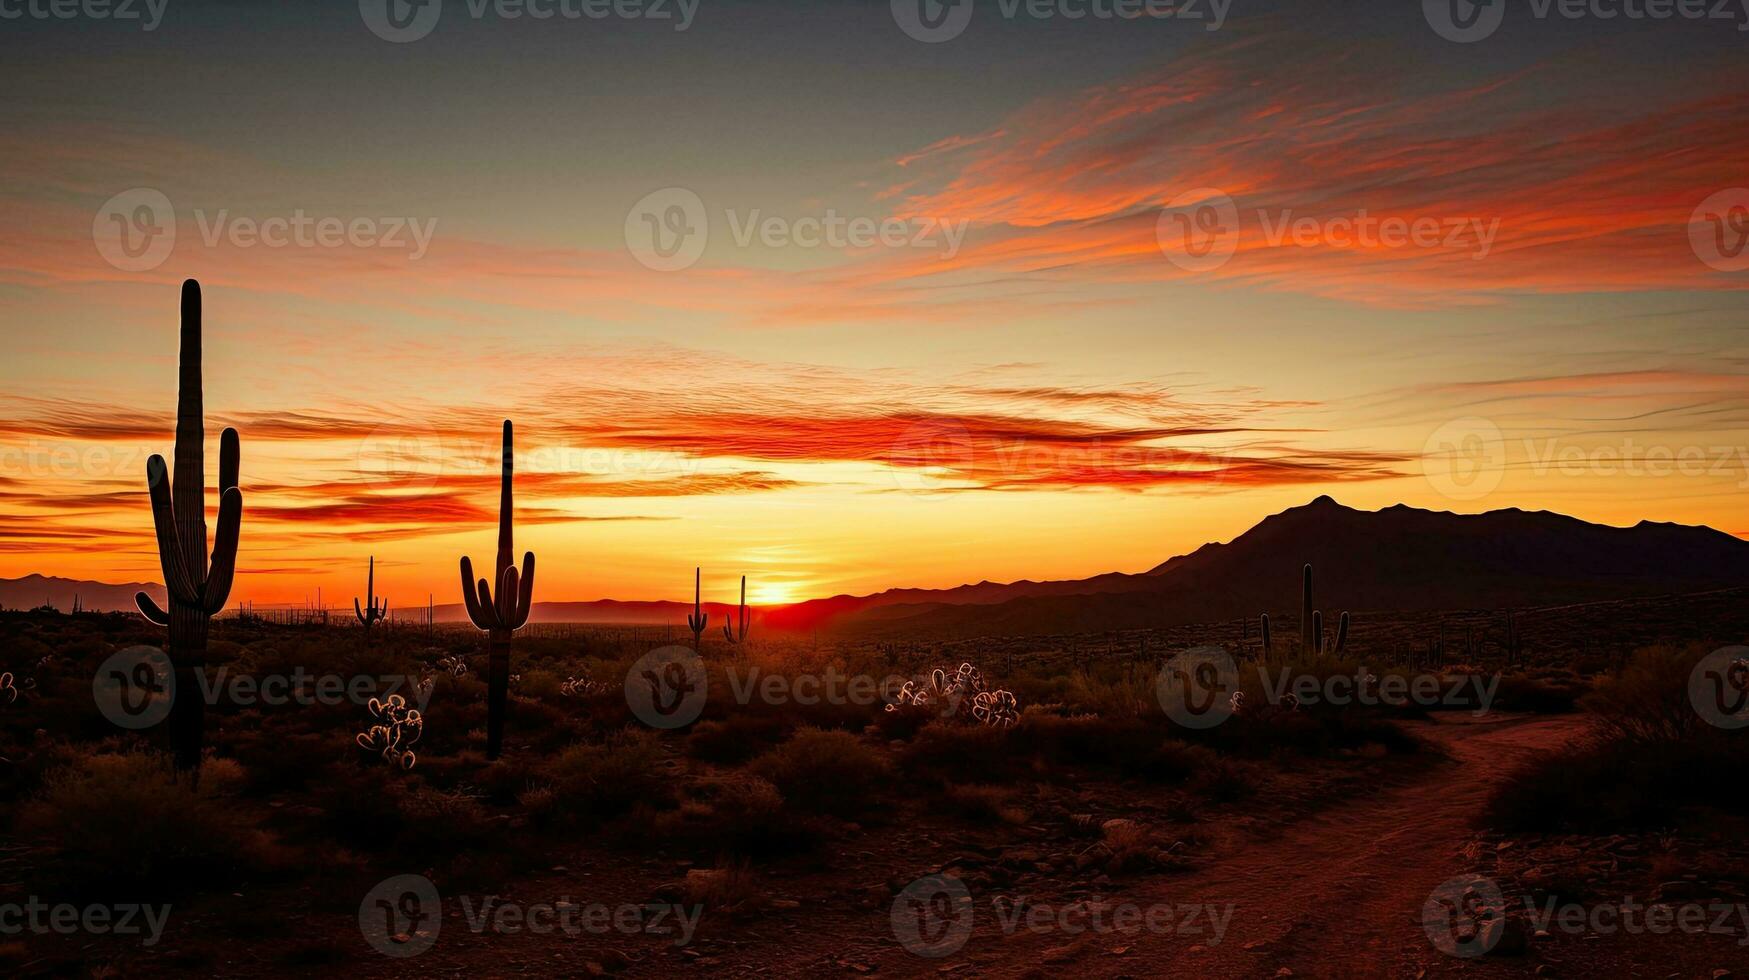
[687, 567, 708, 650]
[354, 555, 388, 634]
[459, 421, 534, 760]
[134, 280, 243, 771]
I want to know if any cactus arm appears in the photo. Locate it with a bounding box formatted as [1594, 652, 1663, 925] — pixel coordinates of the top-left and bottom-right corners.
[218, 427, 239, 494]
[355, 597, 367, 623]
[498, 566, 519, 626]
[145, 455, 198, 605]
[512, 551, 534, 629]
[460, 556, 492, 629]
[1335, 611, 1350, 655]
[477, 577, 497, 627]
[201, 486, 242, 613]
[135, 591, 171, 626]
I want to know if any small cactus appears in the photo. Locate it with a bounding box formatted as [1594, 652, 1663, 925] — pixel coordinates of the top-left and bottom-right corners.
[687, 567, 708, 650]
[1260, 613, 1272, 657]
[458, 420, 535, 760]
[356, 694, 423, 770]
[1299, 563, 1349, 657]
[133, 280, 244, 771]
[721, 575, 750, 645]
[354, 555, 389, 634]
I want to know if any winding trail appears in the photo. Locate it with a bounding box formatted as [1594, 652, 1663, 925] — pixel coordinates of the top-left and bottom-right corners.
[959, 713, 1594, 979]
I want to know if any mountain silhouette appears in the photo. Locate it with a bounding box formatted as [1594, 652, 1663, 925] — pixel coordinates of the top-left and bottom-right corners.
[0, 574, 165, 613]
[769, 495, 1749, 635]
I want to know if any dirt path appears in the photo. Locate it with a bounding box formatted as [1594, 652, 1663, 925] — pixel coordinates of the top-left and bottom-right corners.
[886, 712, 1594, 979]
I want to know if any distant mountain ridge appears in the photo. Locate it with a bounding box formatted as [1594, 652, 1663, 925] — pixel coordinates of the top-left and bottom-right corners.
[765, 496, 1749, 634]
[14, 497, 1749, 632]
[0, 574, 164, 613]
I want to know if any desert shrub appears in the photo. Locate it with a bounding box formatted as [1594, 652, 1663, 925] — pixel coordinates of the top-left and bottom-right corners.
[901, 720, 1025, 784]
[1485, 732, 1749, 832]
[17, 750, 287, 898]
[1486, 673, 1583, 714]
[941, 783, 1029, 824]
[1486, 646, 1749, 831]
[1585, 645, 1709, 742]
[687, 714, 790, 765]
[652, 775, 818, 855]
[751, 727, 889, 815]
[545, 728, 671, 818]
[871, 701, 939, 740]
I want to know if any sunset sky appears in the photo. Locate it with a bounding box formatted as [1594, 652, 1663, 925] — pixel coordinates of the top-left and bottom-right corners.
[2, 0, 1747, 608]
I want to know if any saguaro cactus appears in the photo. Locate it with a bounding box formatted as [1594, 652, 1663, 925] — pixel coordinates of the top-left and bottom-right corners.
[459, 421, 535, 760]
[354, 556, 388, 634]
[721, 575, 749, 645]
[134, 280, 243, 771]
[1260, 613, 1272, 657]
[687, 567, 708, 650]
